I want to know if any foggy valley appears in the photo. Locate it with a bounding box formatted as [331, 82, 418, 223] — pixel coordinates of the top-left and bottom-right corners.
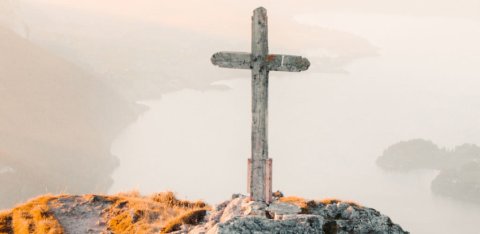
[1, 1, 480, 233]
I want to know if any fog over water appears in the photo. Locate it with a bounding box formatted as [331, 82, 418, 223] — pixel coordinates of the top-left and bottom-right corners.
[110, 12, 480, 234]
[2, 1, 480, 233]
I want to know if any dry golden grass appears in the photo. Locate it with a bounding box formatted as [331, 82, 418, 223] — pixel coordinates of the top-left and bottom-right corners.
[343, 200, 362, 208]
[278, 196, 316, 214]
[319, 198, 361, 207]
[279, 196, 362, 214]
[319, 198, 342, 205]
[0, 192, 362, 233]
[0, 194, 63, 234]
[105, 191, 209, 234]
[0, 210, 13, 234]
[0, 191, 210, 234]
[161, 208, 207, 233]
[279, 196, 308, 209]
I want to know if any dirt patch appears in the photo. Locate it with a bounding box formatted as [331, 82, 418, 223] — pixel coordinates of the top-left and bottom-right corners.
[49, 195, 113, 234]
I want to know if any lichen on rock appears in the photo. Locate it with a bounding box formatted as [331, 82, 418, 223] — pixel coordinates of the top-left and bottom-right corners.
[183, 194, 408, 234]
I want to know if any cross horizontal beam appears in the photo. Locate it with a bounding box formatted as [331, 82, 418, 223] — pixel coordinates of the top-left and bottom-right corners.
[211, 7, 310, 203]
[211, 51, 310, 72]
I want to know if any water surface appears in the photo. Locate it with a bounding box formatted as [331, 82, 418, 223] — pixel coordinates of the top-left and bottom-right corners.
[111, 13, 480, 233]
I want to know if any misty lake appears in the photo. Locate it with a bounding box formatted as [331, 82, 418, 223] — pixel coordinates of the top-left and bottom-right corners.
[109, 76, 480, 234]
[110, 14, 480, 234]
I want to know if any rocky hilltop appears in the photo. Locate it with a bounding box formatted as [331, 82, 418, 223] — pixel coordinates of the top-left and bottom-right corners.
[0, 192, 407, 234]
[188, 194, 407, 234]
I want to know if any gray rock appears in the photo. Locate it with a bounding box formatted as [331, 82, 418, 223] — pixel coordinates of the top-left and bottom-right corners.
[218, 197, 247, 223]
[243, 201, 267, 216]
[218, 216, 324, 234]
[266, 202, 301, 215]
[188, 195, 409, 234]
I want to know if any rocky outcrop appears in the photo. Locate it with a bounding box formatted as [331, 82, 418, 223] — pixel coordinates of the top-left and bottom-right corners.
[0, 192, 408, 233]
[185, 195, 408, 234]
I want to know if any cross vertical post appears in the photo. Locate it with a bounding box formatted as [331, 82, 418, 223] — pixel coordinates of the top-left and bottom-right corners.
[250, 7, 270, 203]
[210, 7, 310, 204]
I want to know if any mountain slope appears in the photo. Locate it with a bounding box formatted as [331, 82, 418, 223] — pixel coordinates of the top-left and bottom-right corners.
[0, 26, 138, 208]
[0, 192, 407, 233]
[0, 192, 207, 234]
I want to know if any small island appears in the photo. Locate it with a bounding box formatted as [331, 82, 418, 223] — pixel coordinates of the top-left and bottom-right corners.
[377, 139, 480, 204]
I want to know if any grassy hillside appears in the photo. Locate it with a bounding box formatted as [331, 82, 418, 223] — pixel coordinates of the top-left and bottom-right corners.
[0, 191, 375, 233]
[0, 192, 208, 234]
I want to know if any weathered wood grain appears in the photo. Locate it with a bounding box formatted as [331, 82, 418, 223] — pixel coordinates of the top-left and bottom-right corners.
[211, 52, 310, 72]
[267, 54, 310, 72]
[250, 6, 269, 202]
[210, 6, 310, 204]
[211, 52, 251, 69]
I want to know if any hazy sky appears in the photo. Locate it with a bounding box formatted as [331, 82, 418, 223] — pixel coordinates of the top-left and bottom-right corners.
[2, 1, 480, 233]
[19, 0, 480, 36]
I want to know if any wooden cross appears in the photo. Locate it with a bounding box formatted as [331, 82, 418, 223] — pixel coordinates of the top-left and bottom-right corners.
[211, 7, 310, 203]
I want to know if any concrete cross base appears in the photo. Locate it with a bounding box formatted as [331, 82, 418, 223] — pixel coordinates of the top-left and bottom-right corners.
[247, 158, 272, 203]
